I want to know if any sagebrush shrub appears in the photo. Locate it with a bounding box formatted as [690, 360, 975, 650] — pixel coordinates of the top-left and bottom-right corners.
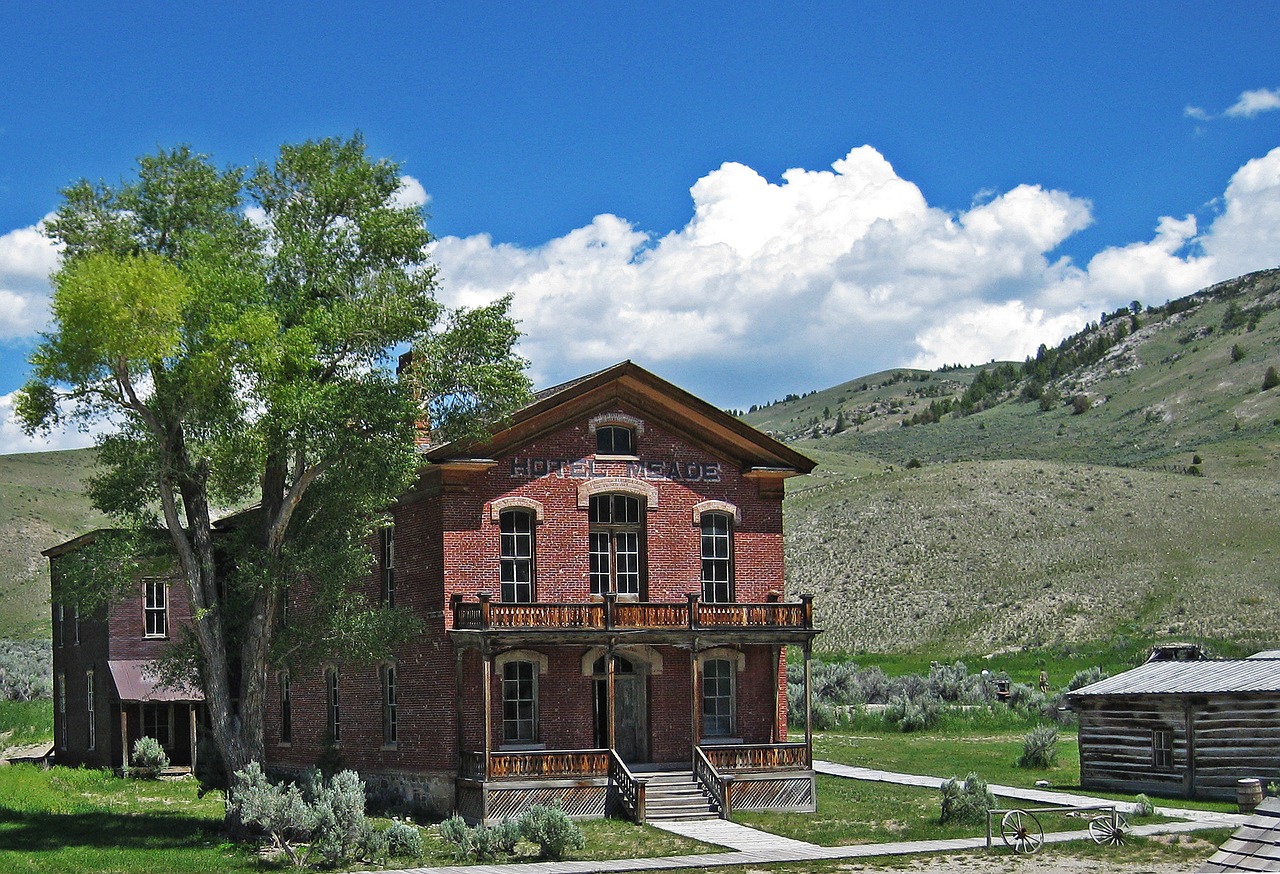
[884, 692, 940, 732]
[1131, 793, 1155, 818]
[385, 821, 423, 858]
[1067, 666, 1108, 691]
[1016, 724, 1059, 769]
[130, 736, 169, 776]
[939, 772, 995, 825]
[521, 801, 584, 860]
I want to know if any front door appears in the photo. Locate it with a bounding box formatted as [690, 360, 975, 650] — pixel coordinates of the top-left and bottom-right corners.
[592, 656, 649, 763]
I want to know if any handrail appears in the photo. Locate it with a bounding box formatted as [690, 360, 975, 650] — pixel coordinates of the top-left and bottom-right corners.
[451, 592, 815, 632]
[608, 749, 647, 824]
[471, 748, 611, 780]
[693, 746, 731, 820]
[701, 742, 810, 771]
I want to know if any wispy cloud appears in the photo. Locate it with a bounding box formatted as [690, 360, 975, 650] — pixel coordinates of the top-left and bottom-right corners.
[1185, 87, 1280, 122]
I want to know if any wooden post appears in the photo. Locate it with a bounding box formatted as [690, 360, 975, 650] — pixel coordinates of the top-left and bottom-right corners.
[189, 706, 198, 773]
[481, 650, 492, 781]
[800, 593, 814, 628]
[606, 646, 616, 752]
[686, 592, 699, 629]
[477, 592, 492, 630]
[604, 592, 617, 630]
[455, 649, 466, 775]
[770, 645, 781, 744]
[635, 778, 647, 824]
[803, 641, 813, 767]
[121, 707, 129, 771]
[690, 647, 701, 759]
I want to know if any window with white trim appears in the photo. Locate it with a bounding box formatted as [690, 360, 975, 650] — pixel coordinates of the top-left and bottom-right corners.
[700, 512, 733, 603]
[1152, 728, 1174, 769]
[589, 494, 643, 597]
[502, 660, 537, 744]
[144, 580, 168, 638]
[380, 526, 395, 608]
[326, 667, 341, 743]
[85, 670, 95, 750]
[702, 658, 735, 737]
[56, 604, 64, 647]
[57, 673, 66, 749]
[596, 425, 635, 456]
[382, 663, 398, 745]
[500, 509, 535, 602]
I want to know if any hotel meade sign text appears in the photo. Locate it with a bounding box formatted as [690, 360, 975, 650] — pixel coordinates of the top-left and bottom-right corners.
[510, 457, 722, 483]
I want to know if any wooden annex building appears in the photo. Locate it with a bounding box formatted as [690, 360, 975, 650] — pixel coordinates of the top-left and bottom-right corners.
[1068, 654, 1280, 801]
[48, 361, 822, 824]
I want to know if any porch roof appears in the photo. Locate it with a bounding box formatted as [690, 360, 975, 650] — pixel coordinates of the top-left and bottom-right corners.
[107, 660, 204, 703]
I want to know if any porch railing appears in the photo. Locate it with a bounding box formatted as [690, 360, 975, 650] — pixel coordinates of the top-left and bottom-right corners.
[461, 748, 611, 781]
[693, 746, 731, 820]
[452, 592, 814, 632]
[701, 742, 810, 771]
[608, 749, 647, 824]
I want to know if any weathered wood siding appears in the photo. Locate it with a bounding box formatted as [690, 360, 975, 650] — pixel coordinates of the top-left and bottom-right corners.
[1076, 693, 1280, 800]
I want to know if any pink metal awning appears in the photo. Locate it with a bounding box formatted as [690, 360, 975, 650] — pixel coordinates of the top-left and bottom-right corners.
[107, 660, 204, 703]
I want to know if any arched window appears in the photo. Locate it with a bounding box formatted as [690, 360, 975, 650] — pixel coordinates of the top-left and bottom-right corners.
[702, 658, 735, 738]
[500, 510, 535, 602]
[589, 494, 644, 597]
[502, 660, 537, 744]
[700, 512, 733, 603]
[596, 425, 635, 456]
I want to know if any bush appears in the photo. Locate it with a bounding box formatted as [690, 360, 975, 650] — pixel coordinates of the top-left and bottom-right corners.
[384, 821, 423, 858]
[939, 772, 995, 825]
[1067, 666, 1108, 691]
[1016, 725, 1059, 769]
[1131, 793, 1155, 818]
[1071, 394, 1092, 415]
[129, 736, 169, 777]
[1264, 366, 1280, 391]
[884, 692, 941, 732]
[520, 800, 584, 860]
[305, 768, 369, 866]
[230, 762, 314, 867]
[437, 812, 527, 862]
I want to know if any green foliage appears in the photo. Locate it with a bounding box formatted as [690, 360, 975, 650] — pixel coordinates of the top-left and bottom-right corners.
[0, 699, 53, 745]
[130, 736, 169, 777]
[520, 801, 585, 860]
[229, 762, 313, 867]
[938, 772, 994, 825]
[0, 639, 52, 701]
[1071, 394, 1092, 414]
[1131, 793, 1156, 817]
[884, 692, 941, 732]
[1264, 366, 1280, 391]
[1016, 724, 1059, 768]
[384, 820, 423, 858]
[1067, 666, 1108, 691]
[1231, 343, 1246, 362]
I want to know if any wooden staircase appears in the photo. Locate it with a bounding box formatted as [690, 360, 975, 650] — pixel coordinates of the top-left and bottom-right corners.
[639, 769, 719, 821]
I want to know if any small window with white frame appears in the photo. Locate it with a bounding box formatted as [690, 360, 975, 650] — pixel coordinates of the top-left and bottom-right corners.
[380, 525, 395, 608]
[144, 580, 168, 638]
[382, 662, 398, 746]
[85, 670, 96, 750]
[325, 667, 341, 743]
[1152, 728, 1174, 769]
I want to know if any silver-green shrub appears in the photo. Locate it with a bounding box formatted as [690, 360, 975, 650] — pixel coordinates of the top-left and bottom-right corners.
[939, 772, 995, 825]
[384, 820, 423, 858]
[520, 800, 584, 860]
[1016, 724, 1059, 768]
[130, 736, 169, 777]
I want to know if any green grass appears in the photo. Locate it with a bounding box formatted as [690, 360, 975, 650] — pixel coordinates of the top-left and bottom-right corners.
[0, 699, 54, 747]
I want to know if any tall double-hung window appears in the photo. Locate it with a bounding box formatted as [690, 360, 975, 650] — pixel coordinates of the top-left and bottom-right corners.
[380, 526, 395, 608]
[500, 510, 535, 602]
[700, 512, 733, 603]
[144, 580, 168, 638]
[589, 494, 643, 597]
[702, 658, 735, 738]
[502, 661, 537, 744]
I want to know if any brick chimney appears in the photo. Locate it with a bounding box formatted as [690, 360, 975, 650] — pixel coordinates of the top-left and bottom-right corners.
[397, 351, 433, 451]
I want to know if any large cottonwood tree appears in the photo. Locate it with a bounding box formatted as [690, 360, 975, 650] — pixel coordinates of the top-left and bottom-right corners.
[20, 136, 530, 775]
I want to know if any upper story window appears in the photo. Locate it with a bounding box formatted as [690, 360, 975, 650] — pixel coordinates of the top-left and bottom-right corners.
[380, 526, 396, 609]
[701, 512, 733, 603]
[73, 607, 80, 646]
[144, 580, 168, 638]
[500, 510, 535, 603]
[325, 667, 341, 743]
[279, 672, 292, 745]
[596, 425, 635, 456]
[502, 660, 537, 744]
[56, 604, 64, 647]
[85, 670, 95, 750]
[589, 494, 644, 597]
[382, 663, 398, 746]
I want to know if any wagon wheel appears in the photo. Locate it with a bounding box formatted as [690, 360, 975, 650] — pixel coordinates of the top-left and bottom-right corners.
[1000, 809, 1044, 854]
[1088, 813, 1128, 846]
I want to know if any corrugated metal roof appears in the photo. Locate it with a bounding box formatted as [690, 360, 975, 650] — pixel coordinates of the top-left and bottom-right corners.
[107, 660, 204, 703]
[1069, 659, 1280, 697]
[1248, 650, 1280, 660]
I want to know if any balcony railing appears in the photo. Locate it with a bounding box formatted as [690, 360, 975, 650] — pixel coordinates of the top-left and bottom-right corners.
[700, 741, 810, 771]
[451, 592, 814, 632]
[461, 748, 611, 781]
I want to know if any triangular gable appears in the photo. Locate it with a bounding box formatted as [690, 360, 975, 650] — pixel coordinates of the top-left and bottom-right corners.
[423, 360, 816, 478]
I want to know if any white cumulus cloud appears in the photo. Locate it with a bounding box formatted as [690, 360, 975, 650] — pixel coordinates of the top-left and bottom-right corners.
[0, 219, 59, 339]
[1224, 87, 1280, 118]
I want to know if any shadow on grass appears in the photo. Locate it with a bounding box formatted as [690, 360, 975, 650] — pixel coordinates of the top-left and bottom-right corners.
[0, 807, 224, 853]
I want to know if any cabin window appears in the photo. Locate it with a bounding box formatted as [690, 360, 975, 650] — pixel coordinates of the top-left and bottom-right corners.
[326, 668, 341, 743]
[144, 580, 168, 638]
[702, 658, 735, 737]
[56, 604, 64, 647]
[73, 607, 80, 646]
[596, 425, 635, 456]
[57, 673, 66, 750]
[502, 660, 537, 744]
[381, 526, 396, 608]
[700, 512, 733, 603]
[500, 510, 535, 602]
[85, 670, 95, 750]
[279, 673, 292, 744]
[589, 494, 644, 597]
[382, 663, 398, 746]
[1152, 728, 1174, 769]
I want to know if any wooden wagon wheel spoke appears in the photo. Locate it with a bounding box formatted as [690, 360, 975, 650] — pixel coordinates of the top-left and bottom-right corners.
[1000, 809, 1044, 854]
[1088, 813, 1128, 846]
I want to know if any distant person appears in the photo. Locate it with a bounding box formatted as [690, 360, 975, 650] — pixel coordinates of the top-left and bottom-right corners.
[1038, 670, 1050, 693]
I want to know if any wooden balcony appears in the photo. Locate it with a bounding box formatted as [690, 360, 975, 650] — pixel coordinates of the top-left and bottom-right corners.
[450, 592, 815, 643]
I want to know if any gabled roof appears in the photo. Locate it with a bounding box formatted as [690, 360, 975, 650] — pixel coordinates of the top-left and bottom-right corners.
[424, 360, 816, 475]
[1069, 658, 1280, 698]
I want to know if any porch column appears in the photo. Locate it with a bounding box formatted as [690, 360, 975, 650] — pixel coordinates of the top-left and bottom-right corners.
[121, 706, 129, 770]
[455, 649, 466, 775]
[770, 645, 781, 744]
[690, 646, 701, 759]
[606, 645, 616, 751]
[803, 641, 813, 767]
[481, 649, 492, 781]
[189, 706, 198, 773]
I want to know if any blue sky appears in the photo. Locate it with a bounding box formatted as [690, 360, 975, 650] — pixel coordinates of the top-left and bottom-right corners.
[2, 2, 1279, 452]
